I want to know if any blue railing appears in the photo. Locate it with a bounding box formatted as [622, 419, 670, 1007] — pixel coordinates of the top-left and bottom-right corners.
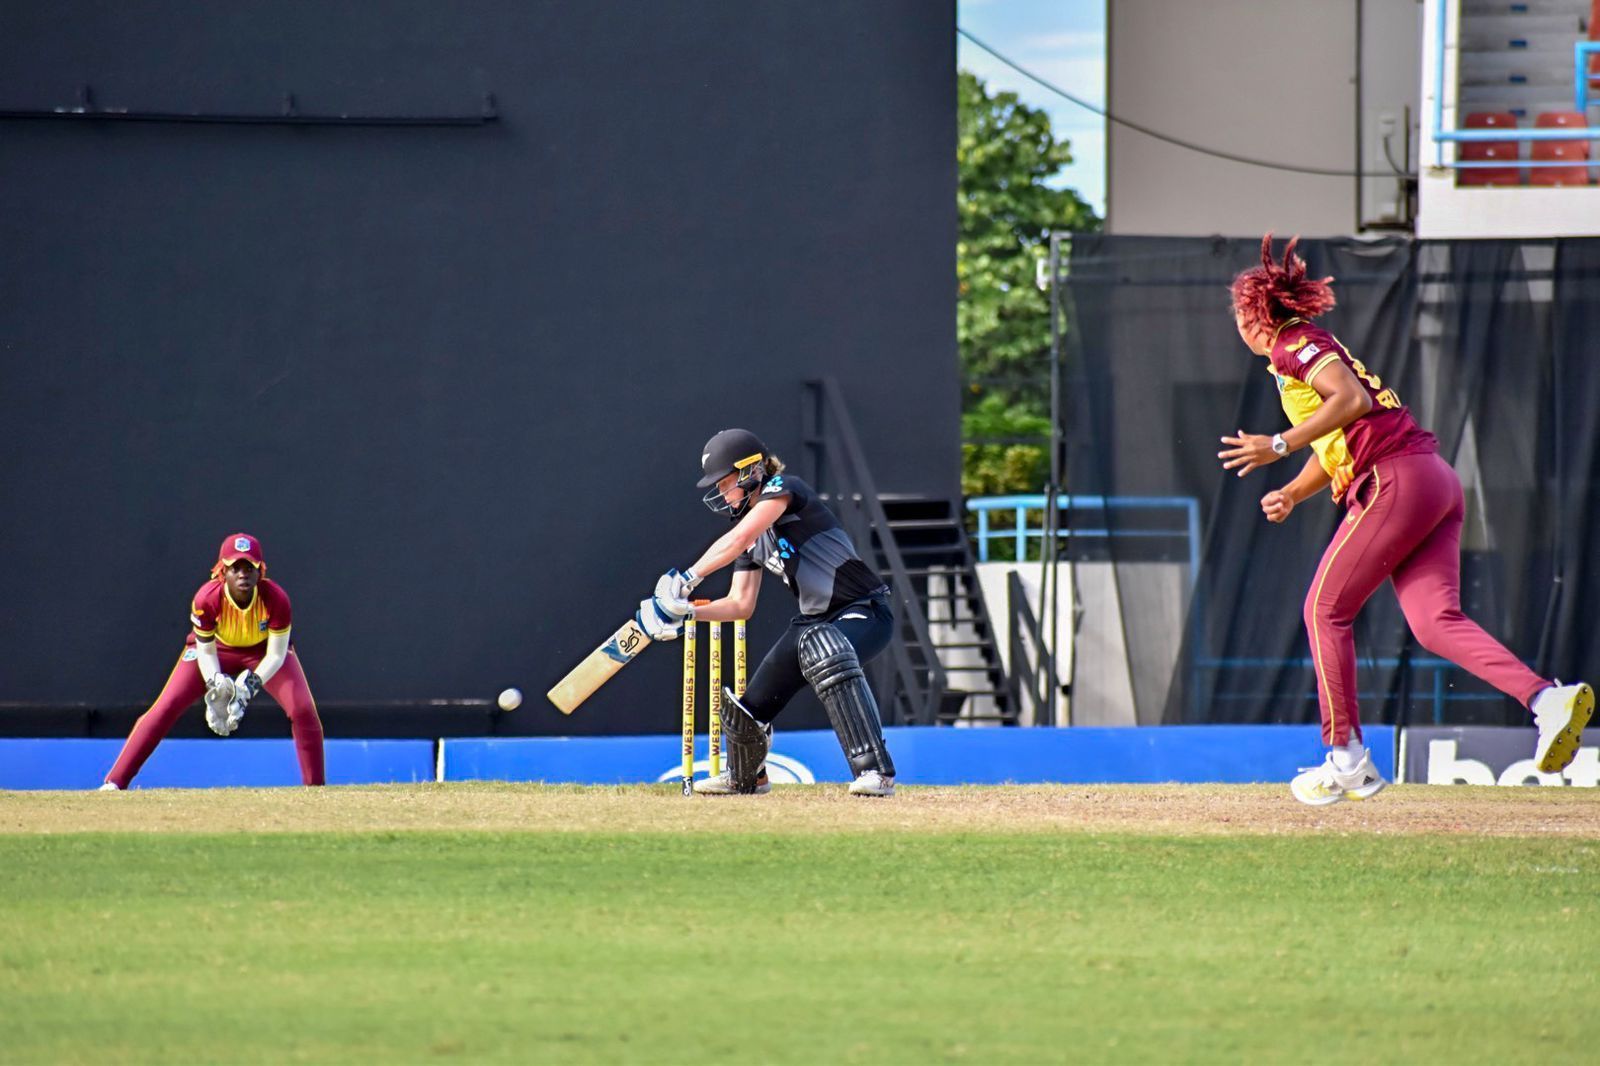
[966, 494, 1201, 584]
[1430, 1, 1600, 168]
[1197, 656, 1525, 724]
[967, 493, 1517, 723]
[1577, 41, 1600, 113]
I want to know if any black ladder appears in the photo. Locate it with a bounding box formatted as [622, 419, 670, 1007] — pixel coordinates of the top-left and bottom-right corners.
[871, 496, 1018, 725]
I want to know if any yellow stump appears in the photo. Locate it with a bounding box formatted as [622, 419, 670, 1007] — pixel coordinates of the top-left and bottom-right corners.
[681, 620, 696, 795]
[735, 618, 747, 699]
[708, 621, 723, 778]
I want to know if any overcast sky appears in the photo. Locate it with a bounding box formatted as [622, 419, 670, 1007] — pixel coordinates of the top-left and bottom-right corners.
[957, 0, 1106, 216]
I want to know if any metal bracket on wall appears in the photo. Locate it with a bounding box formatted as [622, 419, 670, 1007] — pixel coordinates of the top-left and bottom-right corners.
[0, 85, 499, 126]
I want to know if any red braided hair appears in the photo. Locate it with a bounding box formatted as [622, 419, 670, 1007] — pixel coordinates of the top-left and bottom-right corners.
[1229, 233, 1336, 337]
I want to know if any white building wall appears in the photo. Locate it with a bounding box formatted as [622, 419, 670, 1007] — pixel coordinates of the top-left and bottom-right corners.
[1108, 0, 1425, 237]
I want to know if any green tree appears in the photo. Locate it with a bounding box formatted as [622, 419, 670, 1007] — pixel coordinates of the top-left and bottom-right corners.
[958, 70, 1099, 501]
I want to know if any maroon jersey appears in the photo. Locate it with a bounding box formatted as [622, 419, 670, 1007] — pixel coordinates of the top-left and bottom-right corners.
[1269, 319, 1436, 483]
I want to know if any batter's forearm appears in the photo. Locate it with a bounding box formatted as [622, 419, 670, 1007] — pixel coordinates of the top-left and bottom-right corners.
[689, 531, 752, 579]
[692, 598, 746, 623]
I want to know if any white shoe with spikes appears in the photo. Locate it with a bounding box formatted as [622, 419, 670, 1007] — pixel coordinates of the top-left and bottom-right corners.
[1290, 751, 1386, 807]
[848, 770, 895, 797]
[1532, 682, 1594, 775]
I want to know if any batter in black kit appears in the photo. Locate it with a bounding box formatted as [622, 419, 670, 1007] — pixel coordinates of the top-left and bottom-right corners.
[634, 428, 899, 797]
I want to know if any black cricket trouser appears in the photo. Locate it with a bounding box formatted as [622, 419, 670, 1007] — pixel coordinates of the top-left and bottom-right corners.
[739, 590, 894, 724]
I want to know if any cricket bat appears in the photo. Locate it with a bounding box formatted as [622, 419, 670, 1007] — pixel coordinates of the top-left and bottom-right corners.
[546, 614, 652, 714]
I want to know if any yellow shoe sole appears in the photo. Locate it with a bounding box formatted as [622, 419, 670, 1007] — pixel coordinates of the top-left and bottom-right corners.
[1536, 683, 1594, 775]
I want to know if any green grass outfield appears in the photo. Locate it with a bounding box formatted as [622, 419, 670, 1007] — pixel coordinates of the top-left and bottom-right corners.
[2, 783, 1597, 1063]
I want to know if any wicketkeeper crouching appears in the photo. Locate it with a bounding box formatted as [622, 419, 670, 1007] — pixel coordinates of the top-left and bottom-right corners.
[100, 533, 325, 789]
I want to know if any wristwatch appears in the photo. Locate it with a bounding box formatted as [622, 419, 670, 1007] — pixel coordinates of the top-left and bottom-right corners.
[1270, 433, 1289, 457]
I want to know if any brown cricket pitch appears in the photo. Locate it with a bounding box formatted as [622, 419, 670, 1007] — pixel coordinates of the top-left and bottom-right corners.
[3, 781, 1598, 837]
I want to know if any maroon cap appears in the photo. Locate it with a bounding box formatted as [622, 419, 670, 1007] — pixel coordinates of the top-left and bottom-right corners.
[216, 533, 265, 569]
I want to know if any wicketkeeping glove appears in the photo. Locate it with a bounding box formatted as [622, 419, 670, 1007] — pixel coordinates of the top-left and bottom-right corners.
[204, 674, 239, 736]
[234, 669, 264, 703]
[218, 669, 264, 734]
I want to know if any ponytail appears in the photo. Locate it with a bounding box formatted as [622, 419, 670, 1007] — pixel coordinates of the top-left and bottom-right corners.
[1230, 233, 1336, 335]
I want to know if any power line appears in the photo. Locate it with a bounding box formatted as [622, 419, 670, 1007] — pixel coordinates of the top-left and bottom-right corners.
[957, 27, 1416, 180]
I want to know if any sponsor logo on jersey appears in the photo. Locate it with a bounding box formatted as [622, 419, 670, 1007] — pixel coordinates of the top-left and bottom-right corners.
[1296, 342, 1321, 365]
[761, 476, 785, 495]
[259, 620, 270, 631]
[182, 647, 199, 662]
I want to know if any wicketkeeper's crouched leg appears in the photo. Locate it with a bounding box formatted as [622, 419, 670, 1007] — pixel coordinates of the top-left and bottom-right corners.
[105, 652, 207, 789]
[264, 650, 325, 786]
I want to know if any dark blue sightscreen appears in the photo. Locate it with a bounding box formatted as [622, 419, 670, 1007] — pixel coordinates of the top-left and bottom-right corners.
[0, 2, 958, 734]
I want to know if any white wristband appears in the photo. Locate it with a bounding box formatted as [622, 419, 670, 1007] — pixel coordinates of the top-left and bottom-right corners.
[254, 629, 290, 684]
[195, 640, 221, 683]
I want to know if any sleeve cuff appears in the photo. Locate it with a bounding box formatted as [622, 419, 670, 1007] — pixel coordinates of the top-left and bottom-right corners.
[1302, 351, 1341, 384]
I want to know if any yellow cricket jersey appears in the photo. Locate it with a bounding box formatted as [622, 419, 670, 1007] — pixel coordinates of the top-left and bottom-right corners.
[1269, 320, 1356, 498]
[190, 578, 292, 649]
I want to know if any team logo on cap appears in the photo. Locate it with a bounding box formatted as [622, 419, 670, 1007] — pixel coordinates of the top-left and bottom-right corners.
[234, 537, 252, 552]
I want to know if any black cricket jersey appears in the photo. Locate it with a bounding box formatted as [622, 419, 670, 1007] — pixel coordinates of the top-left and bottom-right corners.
[732, 474, 887, 617]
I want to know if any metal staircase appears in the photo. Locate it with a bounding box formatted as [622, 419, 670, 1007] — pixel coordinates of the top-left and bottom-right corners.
[873, 497, 1017, 725]
[799, 376, 1015, 727]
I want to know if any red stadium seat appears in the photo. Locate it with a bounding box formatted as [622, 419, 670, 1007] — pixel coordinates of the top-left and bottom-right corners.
[1464, 112, 1518, 130]
[1530, 112, 1592, 186]
[1536, 111, 1589, 152]
[1458, 112, 1522, 186]
[1592, 2, 1600, 81]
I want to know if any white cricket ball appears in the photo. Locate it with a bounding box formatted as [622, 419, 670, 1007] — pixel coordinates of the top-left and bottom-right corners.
[497, 688, 523, 712]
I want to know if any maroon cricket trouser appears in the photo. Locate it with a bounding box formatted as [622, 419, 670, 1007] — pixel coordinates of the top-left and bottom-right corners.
[1303, 450, 1548, 746]
[105, 645, 325, 788]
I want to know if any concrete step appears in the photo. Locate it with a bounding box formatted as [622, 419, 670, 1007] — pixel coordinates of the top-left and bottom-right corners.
[1460, 29, 1589, 50]
[1462, 0, 1588, 18]
[1459, 53, 1578, 83]
[1456, 84, 1586, 111]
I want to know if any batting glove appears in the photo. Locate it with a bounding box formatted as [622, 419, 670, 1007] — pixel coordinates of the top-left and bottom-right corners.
[637, 597, 684, 642]
[654, 568, 701, 605]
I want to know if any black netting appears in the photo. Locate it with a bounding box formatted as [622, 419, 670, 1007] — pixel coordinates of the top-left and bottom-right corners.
[1056, 235, 1600, 729]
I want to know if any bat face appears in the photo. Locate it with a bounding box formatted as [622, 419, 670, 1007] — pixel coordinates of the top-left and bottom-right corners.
[603, 618, 649, 664]
[546, 615, 652, 714]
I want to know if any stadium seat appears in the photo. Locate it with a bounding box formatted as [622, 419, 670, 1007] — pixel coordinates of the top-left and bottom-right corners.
[1464, 111, 1519, 130]
[1530, 111, 1591, 185]
[1591, 1, 1600, 84]
[1458, 112, 1523, 186]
